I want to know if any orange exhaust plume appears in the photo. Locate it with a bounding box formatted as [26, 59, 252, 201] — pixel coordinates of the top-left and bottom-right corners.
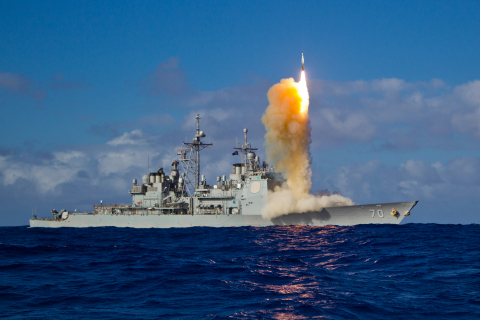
[261, 67, 353, 219]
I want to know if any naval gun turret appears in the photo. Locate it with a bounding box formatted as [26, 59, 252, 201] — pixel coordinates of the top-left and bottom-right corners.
[51, 209, 68, 220]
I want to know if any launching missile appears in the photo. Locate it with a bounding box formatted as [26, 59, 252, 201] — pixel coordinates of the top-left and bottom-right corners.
[302, 53, 304, 71]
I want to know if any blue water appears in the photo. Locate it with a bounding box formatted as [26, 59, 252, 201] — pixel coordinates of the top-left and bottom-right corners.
[1, 224, 479, 319]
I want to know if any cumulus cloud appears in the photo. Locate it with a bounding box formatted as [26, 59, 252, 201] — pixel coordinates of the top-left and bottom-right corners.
[0, 129, 166, 195]
[451, 106, 480, 139]
[453, 80, 480, 106]
[1, 150, 90, 194]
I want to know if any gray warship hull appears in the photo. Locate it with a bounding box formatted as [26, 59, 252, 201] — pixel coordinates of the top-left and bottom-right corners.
[29, 201, 417, 228]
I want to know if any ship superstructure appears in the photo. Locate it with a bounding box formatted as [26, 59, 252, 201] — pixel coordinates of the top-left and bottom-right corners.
[96, 115, 278, 217]
[30, 115, 417, 228]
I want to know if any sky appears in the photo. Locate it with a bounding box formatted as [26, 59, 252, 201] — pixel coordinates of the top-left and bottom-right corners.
[1, 0, 480, 225]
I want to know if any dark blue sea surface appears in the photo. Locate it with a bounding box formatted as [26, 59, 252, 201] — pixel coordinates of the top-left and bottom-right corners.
[1, 224, 479, 319]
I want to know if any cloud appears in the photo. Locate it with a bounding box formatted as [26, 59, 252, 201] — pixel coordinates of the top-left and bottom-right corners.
[400, 159, 442, 183]
[305, 77, 480, 147]
[447, 157, 480, 186]
[0, 71, 47, 101]
[1, 150, 90, 194]
[96, 149, 154, 177]
[107, 130, 146, 146]
[371, 78, 410, 92]
[310, 108, 376, 144]
[450, 81, 480, 138]
[451, 109, 480, 139]
[326, 157, 480, 205]
[454, 80, 480, 106]
[0, 130, 161, 196]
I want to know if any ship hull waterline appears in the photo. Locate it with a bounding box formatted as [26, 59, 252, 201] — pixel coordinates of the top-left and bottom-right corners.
[30, 201, 417, 228]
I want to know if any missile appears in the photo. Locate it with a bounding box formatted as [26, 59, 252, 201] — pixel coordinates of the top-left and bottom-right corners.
[302, 53, 304, 71]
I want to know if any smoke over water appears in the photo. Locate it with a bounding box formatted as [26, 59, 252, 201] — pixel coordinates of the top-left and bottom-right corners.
[261, 74, 354, 220]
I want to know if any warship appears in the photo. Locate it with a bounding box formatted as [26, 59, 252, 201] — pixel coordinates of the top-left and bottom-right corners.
[30, 115, 417, 228]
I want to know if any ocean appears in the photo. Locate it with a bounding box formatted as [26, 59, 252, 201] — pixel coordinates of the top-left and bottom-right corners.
[1, 224, 479, 319]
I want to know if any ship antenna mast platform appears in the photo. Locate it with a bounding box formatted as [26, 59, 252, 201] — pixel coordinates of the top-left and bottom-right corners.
[234, 128, 258, 172]
[178, 114, 212, 195]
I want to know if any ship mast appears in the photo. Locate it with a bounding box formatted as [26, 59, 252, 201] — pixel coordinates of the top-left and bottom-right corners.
[234, 128, 257, 172]
[181, 114, 212, 192]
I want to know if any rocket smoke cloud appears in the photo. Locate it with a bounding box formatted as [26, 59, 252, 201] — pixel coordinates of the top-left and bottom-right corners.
[261, 55, 354, 219]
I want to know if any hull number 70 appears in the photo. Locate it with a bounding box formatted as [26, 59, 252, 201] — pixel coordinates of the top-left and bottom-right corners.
[370, 209, 384, 218]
